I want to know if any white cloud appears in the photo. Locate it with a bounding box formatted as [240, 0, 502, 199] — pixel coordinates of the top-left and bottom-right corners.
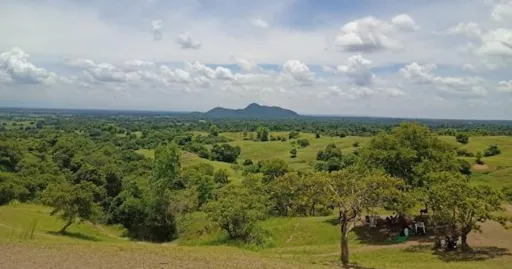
[251, 18, 269, 29]
[477, 28, 512, 58]
[0, 47, 64, 85]
[336, 55, 375, 87]
[151, 19, 163, 41]
[441, 22, 482, 39]
[176, 32, 202, 50]
[490, 0, 512, 21]
[281, 60, 315, 82]
[497, 80, 512, 92]
[332, 15, 417, 53]
[123, 60, 155, 70]
[400, 62, 488, 98]
[235, 58, 259, 72]
[462, 63, 478, 72]
[391, 14, 419, 32]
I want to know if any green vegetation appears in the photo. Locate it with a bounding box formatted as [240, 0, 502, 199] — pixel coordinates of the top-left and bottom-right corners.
[1, 109, 512, 269]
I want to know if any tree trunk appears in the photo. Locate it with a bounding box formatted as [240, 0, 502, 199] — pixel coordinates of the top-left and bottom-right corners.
[433, 226, 442, 249]
[59, 218, 73, 234]
[461, 232, 470, 251]
[340, 220, 349, 267]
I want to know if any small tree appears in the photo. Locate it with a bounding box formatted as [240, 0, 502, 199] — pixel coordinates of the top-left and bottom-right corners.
[315, 133, 321, 139]
[256, 126, 269, 142]
[328, 169, 401, 266]
[209, 125, 220, 137]
[297, 139, 310, 148]
[352, 141, 360, 148]
[42, 181, 102, 233]
[290, 148, 297, 158]
[213, 169, 230, 187]
[456, 133, 469, 144]
[475, 151, 484, 165]
[205, 185, 268, 241]
[288, 131, 300, 139]
[484, 145, 501, 157]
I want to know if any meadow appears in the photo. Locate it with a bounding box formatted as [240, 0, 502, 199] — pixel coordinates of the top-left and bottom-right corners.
[3, 131, 511, 269]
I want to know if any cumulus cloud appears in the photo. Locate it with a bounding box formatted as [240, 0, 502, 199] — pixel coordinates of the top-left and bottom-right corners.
[497, 80, 512, 92]
[332, 15, 416, 53]
[477, 28, 512, 58]
[235, 58, 259, 72]
[176, 32, 202, 50]
[462, 63, 478, 72]
[440, 22, 482, 39]
[391, 14, 419, 32]
[281, 60, 315, 82]
[0, 47, 64, 84]
[152, 20, 163, 41]
[251, 18, 269, 29]
[336, 55, 375, 87]
[400, 63, 488, 98]
[490, 0, 512, 21]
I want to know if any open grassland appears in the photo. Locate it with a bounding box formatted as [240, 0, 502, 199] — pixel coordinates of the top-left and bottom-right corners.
[138, 133, 512, 188]
[1, 204, 512, 269]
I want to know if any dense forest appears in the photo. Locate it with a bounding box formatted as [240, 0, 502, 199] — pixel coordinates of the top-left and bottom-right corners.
[1, 108, 511, 266]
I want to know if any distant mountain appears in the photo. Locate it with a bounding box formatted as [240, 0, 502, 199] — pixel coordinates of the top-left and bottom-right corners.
[204, 103, 300, 119]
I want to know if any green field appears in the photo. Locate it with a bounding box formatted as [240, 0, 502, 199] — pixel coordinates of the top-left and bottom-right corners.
[1, 203, 511, 269]
[3, 132, 512, 269]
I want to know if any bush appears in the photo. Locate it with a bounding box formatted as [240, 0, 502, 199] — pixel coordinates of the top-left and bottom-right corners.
[456, 148, 475, 157]
[211, 144, 241, 163]
[352, 141, 360, 148]
[502, 187, 512, 202]
[475, 152, 484, 165]
[289, 148, 297, 158]
[213, 169, 230, 187]
[297, 139, 309, 148]
[456, 133, 469, 144]
[205, 185, 269, 242]
[315, 133, 320, 139]
[243, 159, 254, 166]
[288, 131, 300, 139]
[484, 145, 501, 157]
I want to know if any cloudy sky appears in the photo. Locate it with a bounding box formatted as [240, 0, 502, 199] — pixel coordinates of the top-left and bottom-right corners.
[0, 0, 511, 119]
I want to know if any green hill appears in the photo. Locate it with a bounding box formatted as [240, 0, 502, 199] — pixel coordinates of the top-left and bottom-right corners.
[205, 103, 299, 119]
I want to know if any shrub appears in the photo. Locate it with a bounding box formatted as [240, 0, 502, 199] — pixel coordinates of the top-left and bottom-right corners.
[297, 139, 310, 148]
[288, 131, 300, 139]
[289, 148, 297, 158]
[456, 133, 469, 144]
[484, 145, 501, 157]
[243, 159, 254, 166]
[456, 148, 474, 157]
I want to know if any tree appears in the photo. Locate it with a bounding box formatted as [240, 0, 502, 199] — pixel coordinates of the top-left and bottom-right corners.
[456, 133, 469, 144]
[209, 125, 220, 137]
[211, 143, 241, 163]
[205, 184, 269, 241]
[152, 143, 182, 191]
[42, 181, 102, 233]
[259, 159, 289, 183]
[256, 126, 269, 142]
[484, 145, 501, 157]
[315, 133, 320, 139]
[213, 169, 230, 187]
[297, 139, 310, 148]
[317, 143, 342, 161]
[328, 169, 402, 266]
[475, 151, 484, 164]
[289, 148, 297, 158]
[352, 141, 360, 148]
[360, 122, 459, 187]
[424, 173, 504, 250]
[288, 131, 300, 139]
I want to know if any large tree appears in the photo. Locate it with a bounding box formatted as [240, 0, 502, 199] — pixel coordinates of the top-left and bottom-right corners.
[42, 181, 103, 233]
[151, 143, 181, 191]
[424, 173, 504, 250]
[360, 122, 459, 187]
[328, 169, 402, 267]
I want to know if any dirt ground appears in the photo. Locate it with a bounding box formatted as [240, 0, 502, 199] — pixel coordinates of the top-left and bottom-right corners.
[0, 243, 331, 269]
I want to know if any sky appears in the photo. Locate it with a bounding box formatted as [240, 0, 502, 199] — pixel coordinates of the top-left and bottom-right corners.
[0, 0, 511, 119]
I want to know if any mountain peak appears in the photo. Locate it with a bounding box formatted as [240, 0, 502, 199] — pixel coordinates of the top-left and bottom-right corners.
[245, 103, 261, 109]
[205, 103, 299, 119]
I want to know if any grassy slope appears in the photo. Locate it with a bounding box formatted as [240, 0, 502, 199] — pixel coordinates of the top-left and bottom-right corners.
[1, 204, 511, 269]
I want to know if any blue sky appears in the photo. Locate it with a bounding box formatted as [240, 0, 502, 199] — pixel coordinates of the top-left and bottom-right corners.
[0, 0, 511, 119]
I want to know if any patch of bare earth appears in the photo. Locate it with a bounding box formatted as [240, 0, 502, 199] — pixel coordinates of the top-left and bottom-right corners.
[0, 243, 332, 269]
[473, 164, 491, 172]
